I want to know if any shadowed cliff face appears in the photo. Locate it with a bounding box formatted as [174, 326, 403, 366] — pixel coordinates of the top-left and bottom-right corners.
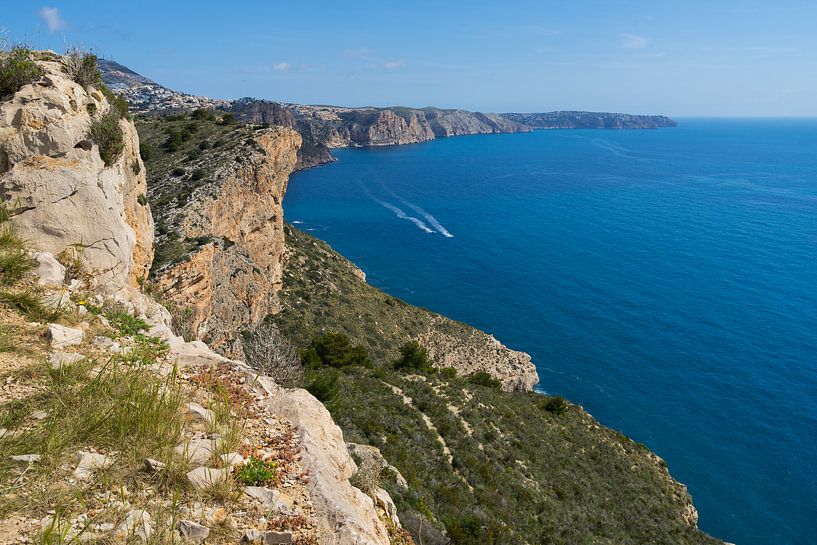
[139, 114, 301, 357]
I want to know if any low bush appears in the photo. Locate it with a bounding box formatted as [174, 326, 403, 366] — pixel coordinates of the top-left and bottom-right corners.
[439, 367, 458, 380]
[88, 111, 124, 166]
[0, 46, 44, 100]
[62, 50, 100, 88]
[243, 321, 304, 388]
[235, 456, 277, 486]
[139, 142, 153, 161]
[300, 332, 371, 369]
[537, 395, 569, 415]
[394, 341, 434, 373]
[305, 368, 340, 403]
[466, 371, 501, 389]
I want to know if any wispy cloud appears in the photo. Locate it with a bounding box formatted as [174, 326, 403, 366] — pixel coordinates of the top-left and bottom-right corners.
[39, 7, 66, 32]
[272, 62, 291, 71]
[620, 33, 648, 49]
[383, 60, 406, 69]
[344, 47, 372, 59]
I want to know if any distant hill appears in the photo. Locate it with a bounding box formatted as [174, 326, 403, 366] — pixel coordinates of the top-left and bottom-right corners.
[502, 111, 677, 129]
[97, 58, 228, 112]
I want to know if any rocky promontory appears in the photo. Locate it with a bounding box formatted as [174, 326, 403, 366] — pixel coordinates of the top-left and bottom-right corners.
[502, 110, 678, 129]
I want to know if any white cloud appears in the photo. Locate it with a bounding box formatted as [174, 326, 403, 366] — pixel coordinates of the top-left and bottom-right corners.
[383, 60, 405, 69]
[272, 62, 291, 71]
[39, 7, 66, 32]
[620, 33, 648, 49]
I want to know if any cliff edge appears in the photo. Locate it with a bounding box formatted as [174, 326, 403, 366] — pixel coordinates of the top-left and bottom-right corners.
[0, 50, 395, 545]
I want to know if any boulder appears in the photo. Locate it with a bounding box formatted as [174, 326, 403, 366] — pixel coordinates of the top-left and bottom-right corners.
[241, 530, 292, 544]
[186, 467, 227, 490]
[184, 402, 215, 426]
[49, 351, 84, 370]
[177, 520, 209, 544]
[47, 323, 83, 349]
[243, 486, 280, 508]
[33, 252, 65, 286]
[74, 451, 113, 481]
[0, 57, 153, 288]
[10, 454, 41, 464]
[264, 389, 390, 545]
[175, 437, 220, 465]
[113, 509, 152, 541]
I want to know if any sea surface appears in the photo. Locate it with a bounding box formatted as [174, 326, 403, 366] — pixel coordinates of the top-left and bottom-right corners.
[284, 119, 817, 545]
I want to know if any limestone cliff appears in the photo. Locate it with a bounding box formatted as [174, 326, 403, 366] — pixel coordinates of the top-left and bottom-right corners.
[0, 53, 153, 287]
[227, 100, 532, 170]
[142, 117, 301, 358]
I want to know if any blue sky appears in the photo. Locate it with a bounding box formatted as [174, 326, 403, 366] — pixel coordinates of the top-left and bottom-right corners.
[3, 1, 816, 116]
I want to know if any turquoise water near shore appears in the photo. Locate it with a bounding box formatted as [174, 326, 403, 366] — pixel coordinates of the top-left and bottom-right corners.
[284, 119, 817, 545]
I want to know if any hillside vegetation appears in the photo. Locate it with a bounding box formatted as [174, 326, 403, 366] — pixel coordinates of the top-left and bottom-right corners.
[275, 225, 720, 545]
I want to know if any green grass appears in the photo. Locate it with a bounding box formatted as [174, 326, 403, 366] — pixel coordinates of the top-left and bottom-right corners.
[0, 288, 61, 322]
[0, 215, 34, 285]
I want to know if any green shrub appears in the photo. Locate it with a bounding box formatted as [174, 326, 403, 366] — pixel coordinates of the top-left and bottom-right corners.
[137, 193, 148, 206]
[440, 367, 458, 380]
[191, 168, 205, 181]
[62, 50, 101, 88]
[235, 456, 277, 486]
[219, 113, 236, 125]
[191, 109, 216, 121]
[537, 395, 569, 415]
[299, 332, 371, 369]
[163, 130, 185, 152]
[100, 85, 129, 119]
[88, 111, 124, 166]
[306, 368, 340, 403]
[467, 371, 501, 389]
[131, 161, 141, 175]
[394, 341, 434, 373]
[139, 142, 153, 161]
[0, 46, 44, 100]
[103, 305, 149, 335]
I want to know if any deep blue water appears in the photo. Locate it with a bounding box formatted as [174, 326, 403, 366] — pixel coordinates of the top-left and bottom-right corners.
[284, 119, 817, 545]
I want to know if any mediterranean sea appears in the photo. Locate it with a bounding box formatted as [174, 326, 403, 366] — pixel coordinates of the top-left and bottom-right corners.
[284, 119, 817, 545]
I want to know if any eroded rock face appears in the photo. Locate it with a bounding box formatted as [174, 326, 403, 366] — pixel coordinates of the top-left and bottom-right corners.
[265, 389, 390, 545]
[153, 127, 301, 358]
[0, 56, 153, 287]
[417, 325, 539, 392]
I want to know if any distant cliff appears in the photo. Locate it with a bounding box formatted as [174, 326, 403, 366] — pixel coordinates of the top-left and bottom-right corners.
[227, 99, 532, 170]
[502, 110, 677, 129]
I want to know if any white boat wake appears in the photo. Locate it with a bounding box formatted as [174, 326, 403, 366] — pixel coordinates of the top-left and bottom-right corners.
[378, 182, 454, 238]
[359, 181, 434, 234]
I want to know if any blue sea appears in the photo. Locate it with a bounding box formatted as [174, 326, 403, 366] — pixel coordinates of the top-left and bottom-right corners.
[284, 119, 817, 545]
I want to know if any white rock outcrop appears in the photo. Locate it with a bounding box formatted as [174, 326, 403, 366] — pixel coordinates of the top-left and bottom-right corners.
[0, 55, 153, 287]
[265, 389, 390, 545]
